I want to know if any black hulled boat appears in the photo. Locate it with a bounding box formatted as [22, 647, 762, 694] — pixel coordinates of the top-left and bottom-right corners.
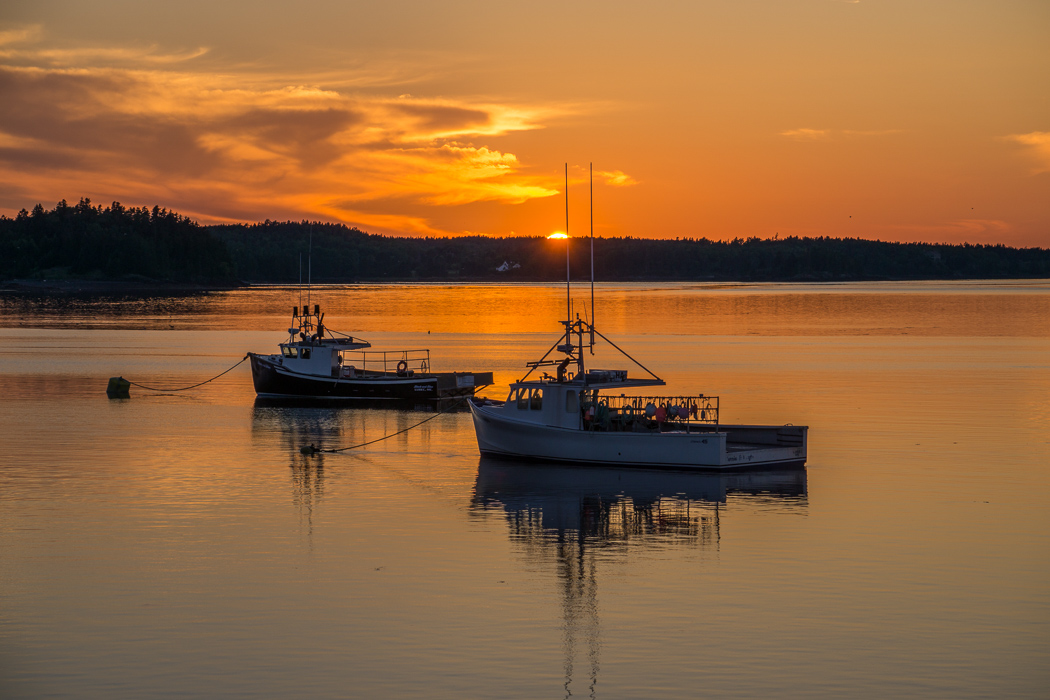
[249, 304, 492, 401]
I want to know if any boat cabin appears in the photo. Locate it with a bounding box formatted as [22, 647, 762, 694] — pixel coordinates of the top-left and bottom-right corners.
[504, 370, 719, 433]
[277, 341, 348, 378]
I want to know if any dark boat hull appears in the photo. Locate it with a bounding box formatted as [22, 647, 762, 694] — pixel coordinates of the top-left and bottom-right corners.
[249, 354, 490, 400]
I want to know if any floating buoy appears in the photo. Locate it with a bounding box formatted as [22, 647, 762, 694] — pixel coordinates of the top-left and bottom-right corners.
[300, 444, 320, 455]
[106, 376, 131, 398]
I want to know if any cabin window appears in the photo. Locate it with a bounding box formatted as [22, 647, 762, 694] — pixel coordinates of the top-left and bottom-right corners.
[565, 390, 579, 413]
[300, 348, 311, 359]
[530, 388, 543, 410]
[282, 346, 297, 358]
[516, 388, 528, 409]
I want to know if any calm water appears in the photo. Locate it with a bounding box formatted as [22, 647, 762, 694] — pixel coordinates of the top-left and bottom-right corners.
[1, 281, 1047, 699]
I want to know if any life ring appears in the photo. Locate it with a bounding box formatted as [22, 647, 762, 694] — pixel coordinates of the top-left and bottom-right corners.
[420, 360, 428, 374]
[396, 360, 408, 375]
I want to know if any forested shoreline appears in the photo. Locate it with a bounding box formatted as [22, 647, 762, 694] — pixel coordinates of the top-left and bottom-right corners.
[3, 199, 1049, 286]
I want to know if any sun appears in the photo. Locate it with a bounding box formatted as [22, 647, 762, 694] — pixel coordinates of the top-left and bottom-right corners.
[547, 232, 568, 239]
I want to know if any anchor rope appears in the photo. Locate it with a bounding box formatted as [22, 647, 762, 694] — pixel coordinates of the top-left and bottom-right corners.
[124, 355, 250, 392]
[315, 394, 476, 454]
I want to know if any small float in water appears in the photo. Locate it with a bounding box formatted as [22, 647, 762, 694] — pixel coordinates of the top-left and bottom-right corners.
[248, 304, 492, 401]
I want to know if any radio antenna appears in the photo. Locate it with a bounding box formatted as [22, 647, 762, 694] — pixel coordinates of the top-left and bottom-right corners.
[564, 163, 570, 323]
[590, 162, 595, 351]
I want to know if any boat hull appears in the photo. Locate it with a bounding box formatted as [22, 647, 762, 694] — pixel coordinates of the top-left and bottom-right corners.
[250, 353, 489, 400]
[469, 400, 807, 470]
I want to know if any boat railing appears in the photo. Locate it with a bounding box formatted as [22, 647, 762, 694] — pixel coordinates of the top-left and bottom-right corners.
[586, 394, 720, 430]
[340, 348, 432, 376]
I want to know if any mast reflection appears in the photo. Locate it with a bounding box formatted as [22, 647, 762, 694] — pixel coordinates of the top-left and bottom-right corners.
[250, 398, 450, 538]
[250, 401, 339, 542]
[471, 457, 808, 698]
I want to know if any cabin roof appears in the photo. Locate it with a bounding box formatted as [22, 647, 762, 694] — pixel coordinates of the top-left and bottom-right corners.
[511, 377, 665, 390]
[280, 338, 371, 350]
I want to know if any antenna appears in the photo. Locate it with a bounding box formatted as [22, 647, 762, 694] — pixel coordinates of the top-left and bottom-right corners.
[307, 225, 313, 308]
[298, 253, 302, 312]
[564, 163, 570, 324]
[590, 162, 595, 352]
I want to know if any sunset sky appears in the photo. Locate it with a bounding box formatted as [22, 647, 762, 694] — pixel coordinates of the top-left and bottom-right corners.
[0, 1, 1047, 245]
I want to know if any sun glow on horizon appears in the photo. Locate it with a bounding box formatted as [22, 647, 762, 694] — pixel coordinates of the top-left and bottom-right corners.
[547, 232, 568, 239]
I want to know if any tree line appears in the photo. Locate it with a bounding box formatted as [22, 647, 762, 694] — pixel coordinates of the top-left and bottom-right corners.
[0, 199, 235, 283]
[3, 200, 1049, 284]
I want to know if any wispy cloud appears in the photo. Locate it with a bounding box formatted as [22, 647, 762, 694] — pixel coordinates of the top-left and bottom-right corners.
[782, 127, 900, 141]
[596, 169, 637, 187]
[781, 128, 830, 140]
[0, 25, 42, 46]
[1005, 131, 1050, 174]
[0, 36, 571, 234]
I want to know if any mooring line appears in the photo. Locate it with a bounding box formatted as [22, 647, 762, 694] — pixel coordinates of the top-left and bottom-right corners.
[305, 394, 476, 455]
[124, 355, 250, 392]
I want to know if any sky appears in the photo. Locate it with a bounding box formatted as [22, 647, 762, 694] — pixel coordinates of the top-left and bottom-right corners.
[0, 0, 1047, 245]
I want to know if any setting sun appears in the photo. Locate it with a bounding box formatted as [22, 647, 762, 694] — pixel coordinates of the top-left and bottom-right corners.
[547, 232, 568, 239]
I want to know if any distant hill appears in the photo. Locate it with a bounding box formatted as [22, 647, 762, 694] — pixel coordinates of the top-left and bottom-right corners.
[3, 200, 1049, 285]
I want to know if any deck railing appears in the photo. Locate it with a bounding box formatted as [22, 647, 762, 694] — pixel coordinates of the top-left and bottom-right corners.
[340, 349, 432, 375]
[585, 394, 720, 429]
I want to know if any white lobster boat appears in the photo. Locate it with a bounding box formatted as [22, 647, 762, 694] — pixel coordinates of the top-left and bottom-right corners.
[469, 317, 807, 470]
[470, 162, 806, 469]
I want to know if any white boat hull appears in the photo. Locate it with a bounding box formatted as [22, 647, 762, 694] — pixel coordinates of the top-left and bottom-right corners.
[470, 401, 806, 470]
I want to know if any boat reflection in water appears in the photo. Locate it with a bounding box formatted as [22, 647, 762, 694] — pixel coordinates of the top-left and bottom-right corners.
[470, 456, 807, 698]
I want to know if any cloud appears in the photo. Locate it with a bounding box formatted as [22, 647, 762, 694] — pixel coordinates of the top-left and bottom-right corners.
[781, 128, 830, 140]
[596, 169, 637, 187]
[782, 128, 900, 140]
[0, 25, 42, 46]
[0, 27, 208, 66]
[0, 43, 564, 235]
[1006, 131, 1050, 174]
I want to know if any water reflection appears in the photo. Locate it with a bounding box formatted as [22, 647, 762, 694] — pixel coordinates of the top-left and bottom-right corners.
[471, 458, 807, 698]
[250, 403, 339, 542]
[250, 400, 462, 541]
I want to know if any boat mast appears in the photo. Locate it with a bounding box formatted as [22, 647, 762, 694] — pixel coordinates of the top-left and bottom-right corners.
[590, 162, 595, 353]
[564, 163, 570, 327]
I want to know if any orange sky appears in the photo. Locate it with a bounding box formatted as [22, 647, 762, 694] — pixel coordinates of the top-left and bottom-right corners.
[0, 1, 1047, 245]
